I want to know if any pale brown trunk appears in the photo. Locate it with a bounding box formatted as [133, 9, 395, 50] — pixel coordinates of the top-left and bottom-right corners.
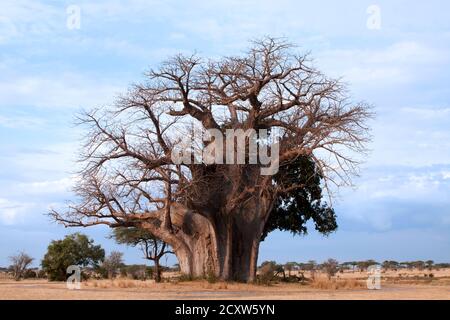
[172, 216, 263, 282]
[140, 203, 268, 282]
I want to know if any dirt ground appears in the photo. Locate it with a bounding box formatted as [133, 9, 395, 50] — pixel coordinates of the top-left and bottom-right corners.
[0, 279, 449, 300]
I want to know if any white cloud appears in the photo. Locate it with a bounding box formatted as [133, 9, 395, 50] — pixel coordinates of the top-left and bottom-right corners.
[16, 176, 77, 196]
[0, 73, 124, 109]
[0, 0, 61, 42]
[401, 107, 450, 119]
[316, 41, 448, 87]
[0, 198, 34, 225]
[10, 142, 80, 178]
[367, 41, 445, 64]
[0, 16, 20, 43]
[338, 165, 450, 232]
[0, 114, 46, 129]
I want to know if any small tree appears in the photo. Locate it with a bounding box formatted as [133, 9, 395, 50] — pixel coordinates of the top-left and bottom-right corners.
[284, 262, 297, 277]
[322, 258, 339, 280]
[425, 260, 434, 271]
[41, 233, 105, 281]
[9, 252, 34, 281]
[102, 251, 124, 279]
[111, 227, 173, 282]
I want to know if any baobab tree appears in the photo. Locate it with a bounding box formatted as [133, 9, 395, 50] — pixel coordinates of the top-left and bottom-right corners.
[51, 37, 371, 282]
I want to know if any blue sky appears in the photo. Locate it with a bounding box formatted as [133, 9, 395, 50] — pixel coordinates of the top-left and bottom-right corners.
[1, 0, 450, 267]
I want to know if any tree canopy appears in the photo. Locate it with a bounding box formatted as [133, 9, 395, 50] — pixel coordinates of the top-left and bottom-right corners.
[41, 233, 105, 281]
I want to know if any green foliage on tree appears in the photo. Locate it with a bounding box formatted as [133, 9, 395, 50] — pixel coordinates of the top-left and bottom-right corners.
[263, 156, 337, 240]
[425, 260, 434, 271]
[111, 227, 172, 282]
[41, 233, 105, 281]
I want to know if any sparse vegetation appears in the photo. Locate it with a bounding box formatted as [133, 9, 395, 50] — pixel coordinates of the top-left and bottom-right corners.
[8, 252, 34, 281]
[310, 277, 365, 290]
[101, 251, 124, 279]
[321, 259, 339, 280]
[111, 227, 173, 282]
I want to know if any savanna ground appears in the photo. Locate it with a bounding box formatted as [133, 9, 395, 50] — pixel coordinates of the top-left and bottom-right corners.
[1, 269, 449, 300]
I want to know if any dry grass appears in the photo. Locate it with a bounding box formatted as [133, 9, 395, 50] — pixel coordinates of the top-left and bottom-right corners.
[310, 277, 365, 290]
[1, 278, 450, 299]
[84, 278, 231, 290]
[0, 268, 449, 299]
[85, 278, 157, 288]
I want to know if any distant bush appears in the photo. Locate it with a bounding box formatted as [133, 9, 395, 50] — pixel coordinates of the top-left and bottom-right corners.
[37, 269, 47, 279]
[23, 269, 37, 279]
[257, 261, 281, 285]
[121, 264, 152, 280]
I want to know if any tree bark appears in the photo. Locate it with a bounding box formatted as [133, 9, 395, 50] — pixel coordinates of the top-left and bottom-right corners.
[140, 204, 268, 282]
[154, 258, 161, 282]
[169, 221, 262, 282]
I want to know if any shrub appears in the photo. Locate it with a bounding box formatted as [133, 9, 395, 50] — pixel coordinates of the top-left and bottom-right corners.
[37, 269, 47, 279]
[23, 269, 37, 279]
[257, 261, 278, 285]
[206, 268, 218, 284]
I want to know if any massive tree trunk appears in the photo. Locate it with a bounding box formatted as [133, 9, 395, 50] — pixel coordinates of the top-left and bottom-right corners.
[140, 199, 271, 282]
[172, 218, 263, 282]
